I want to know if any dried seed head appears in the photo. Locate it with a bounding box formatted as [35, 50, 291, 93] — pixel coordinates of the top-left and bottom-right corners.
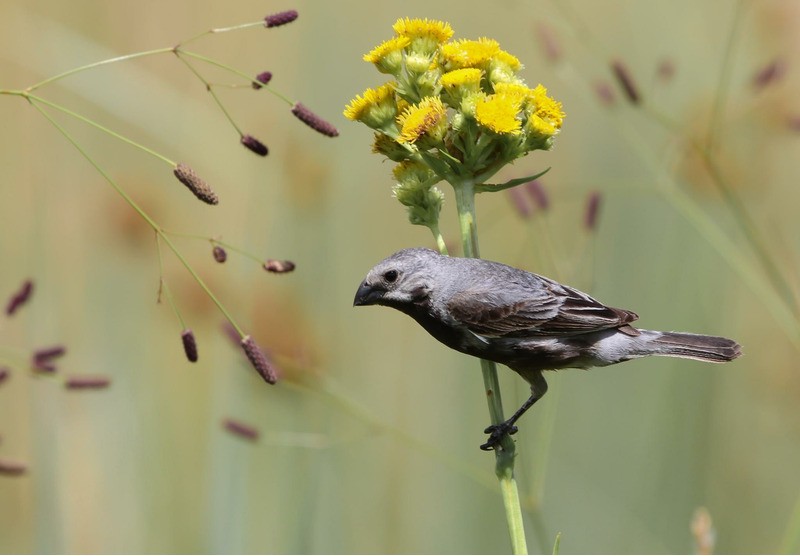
[240, 335, 277, 384]
[584, 191, 602, 231]
[5, 279, 33, 316]
[264, 9, 298, 28]
[65, 376, 111, 390]
[223, 418, 259, 441]
[524, 180, 549, 211]
[0, 366, 9, 386]
[611, 60, 640, 105]
[535, 23, 562, 63]
[263, 259, 296, 274]
[507, 187, 532, 219]
[212, 245, 227, 263]
[173, 163, 219, 205]
[0, 458, 27, 476]
[593, 80, 616, 107]
[656, 58, 675, 83]
[33, 362, 57, 373]
[291, 102, 339, 137]
[252, 71, 273, 89]
[181, 329, 198, 363]
[753, 58, 786, 90]
[33, 345, 66, 364]
[241, 134, 269, 156]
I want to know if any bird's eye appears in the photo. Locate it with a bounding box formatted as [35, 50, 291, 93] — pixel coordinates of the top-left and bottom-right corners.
[383, 270, 398, 283]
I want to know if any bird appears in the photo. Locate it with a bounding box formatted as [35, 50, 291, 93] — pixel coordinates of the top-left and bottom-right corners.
[353, 247, 742, 451]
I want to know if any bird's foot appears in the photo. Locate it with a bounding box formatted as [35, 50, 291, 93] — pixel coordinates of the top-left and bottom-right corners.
[480, 421, 519, 451]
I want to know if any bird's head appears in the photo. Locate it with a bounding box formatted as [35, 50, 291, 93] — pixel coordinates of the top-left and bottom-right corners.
[353, 248, 439, 310]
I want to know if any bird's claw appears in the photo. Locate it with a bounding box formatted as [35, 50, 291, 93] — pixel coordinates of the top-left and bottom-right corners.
[480, 422, 519, 451]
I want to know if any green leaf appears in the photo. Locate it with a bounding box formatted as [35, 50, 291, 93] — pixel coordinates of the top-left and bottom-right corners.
[475, 167, 551, 193]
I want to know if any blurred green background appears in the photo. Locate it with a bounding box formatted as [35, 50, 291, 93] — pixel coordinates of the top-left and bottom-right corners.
[1, 0, 798, 553]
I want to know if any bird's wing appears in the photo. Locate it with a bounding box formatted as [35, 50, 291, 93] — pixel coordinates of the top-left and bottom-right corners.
[445, 277, 638, 338]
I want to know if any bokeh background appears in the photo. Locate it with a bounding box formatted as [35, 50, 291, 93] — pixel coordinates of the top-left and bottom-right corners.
[1, 0, 799, 553]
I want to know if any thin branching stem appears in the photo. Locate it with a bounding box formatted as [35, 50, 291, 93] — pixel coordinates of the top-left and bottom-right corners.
[28, 98, 246, 339]
[177, 49, 294, 105]
[25, 47, 174, 91]
[26, 93, 175, 165]
[178, 20, 264, 46]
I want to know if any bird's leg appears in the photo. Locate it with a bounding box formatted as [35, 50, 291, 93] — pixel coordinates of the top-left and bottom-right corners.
[480, 372, 548, 451]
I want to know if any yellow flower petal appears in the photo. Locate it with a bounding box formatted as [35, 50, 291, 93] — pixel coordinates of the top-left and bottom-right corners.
[475, 93, 523, 135]
[441, 38, 500, 69]
[364, 37, 410, 74]
[526, 114, 557, 138]
[493, 50, 522, 71]
[440, 68, 483, 88]
[493, 82, 532, 103]
[343, 82, 398, 127]
[392, 18, 454, 44]
[363, 36, 411, 64]
[530, 84, 565, 129]
[396, 97, 446, 143]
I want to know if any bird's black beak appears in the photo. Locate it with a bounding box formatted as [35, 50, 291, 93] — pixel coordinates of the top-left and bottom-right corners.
[353, 281, 385, 306]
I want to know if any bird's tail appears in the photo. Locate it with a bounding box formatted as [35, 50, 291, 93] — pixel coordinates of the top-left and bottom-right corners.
[643, 331, 742, 363]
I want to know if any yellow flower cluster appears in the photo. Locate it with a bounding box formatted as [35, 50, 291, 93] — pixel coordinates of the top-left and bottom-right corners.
[343, 18, 565, 227]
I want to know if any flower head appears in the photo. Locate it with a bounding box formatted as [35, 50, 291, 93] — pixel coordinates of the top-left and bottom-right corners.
[441, 38, 500, 70]
[364, 36, 411, 74]
[488, 50, 523, 83]
[529, 84, 565, 129]
[475, 93, 523, 135]
[343, 82, 398, 130]
[393, 18, 453, 55]
[396, 96, 447, 144]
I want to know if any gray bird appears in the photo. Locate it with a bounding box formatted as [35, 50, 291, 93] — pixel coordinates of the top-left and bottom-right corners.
[353, 247, 742, 450]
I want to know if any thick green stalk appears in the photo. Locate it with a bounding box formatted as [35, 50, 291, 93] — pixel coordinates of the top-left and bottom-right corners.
[452, 179, 528, 555]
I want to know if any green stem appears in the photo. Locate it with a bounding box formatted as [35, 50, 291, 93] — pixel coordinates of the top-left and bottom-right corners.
[428, 222, 449, 256]
[178, 20, 264, 46]
[25, 47, 174, 91]
[173, 52, 244, 136]
[177, 49, 294, 105]
[26, 93, 174, 165]
[452, 178, 528, 555]
[706, 0, 746, 153]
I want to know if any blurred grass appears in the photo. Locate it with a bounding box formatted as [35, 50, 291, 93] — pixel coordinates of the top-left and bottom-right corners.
[1, 0, 799, 553]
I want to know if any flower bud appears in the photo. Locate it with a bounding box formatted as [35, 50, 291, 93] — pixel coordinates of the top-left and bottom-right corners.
[5, 279, 33, 316]
[291, 103, 339, 137]
[264, 10, 298, 28]
[611, 60, 640, 104]
[241, 134, 268, 156]
[0, 458, 27, 476]
[181, 329, 198, 363]
[173, 163, 219, 205]
[240, 335, 277, 384]
[252, 71, 272, 89]
[263, 260, 296, 273]
[65, 376, 111, 390]
[212, 245, 227, 263]
[223, 418, 259, 441]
